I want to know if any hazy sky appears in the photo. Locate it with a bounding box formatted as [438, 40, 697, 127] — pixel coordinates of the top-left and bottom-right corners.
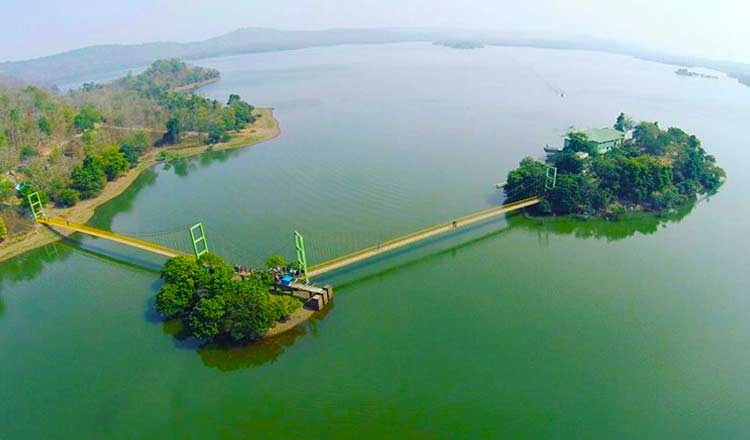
[2, 0, 748, 63]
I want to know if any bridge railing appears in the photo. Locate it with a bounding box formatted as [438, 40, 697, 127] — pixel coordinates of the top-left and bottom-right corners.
[308, 196, 541, 274]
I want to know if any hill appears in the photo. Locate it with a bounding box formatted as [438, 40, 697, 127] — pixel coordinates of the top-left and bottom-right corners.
[2, 27, 749, 89]
[0, 28, 413, 86]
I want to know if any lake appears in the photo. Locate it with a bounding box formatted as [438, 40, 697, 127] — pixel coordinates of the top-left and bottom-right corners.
[2, 43, 750, 438]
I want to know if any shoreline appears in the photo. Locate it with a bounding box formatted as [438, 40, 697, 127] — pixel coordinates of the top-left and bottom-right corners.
[265, 307, 316, 338]
[0, 107, 280, 263]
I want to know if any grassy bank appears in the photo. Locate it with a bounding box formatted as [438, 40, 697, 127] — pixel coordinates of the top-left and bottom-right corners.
[0, 108, 279, 263]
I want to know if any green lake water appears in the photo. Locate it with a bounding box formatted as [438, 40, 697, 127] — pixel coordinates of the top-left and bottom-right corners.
[2, 43, 750, 438]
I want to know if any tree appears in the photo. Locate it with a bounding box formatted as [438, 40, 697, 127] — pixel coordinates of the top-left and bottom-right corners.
[650, 187, 684, 212]
[20, 145, 38, 161]
[55, 188, 79, 207]
[197, 253, 235, 294]
[227, 94, 255, 129]
[73, 104, 104, 132]
[99, 147, 130, 181]
[119, 132, 148, 168]
[70, 155, 106, 199]
[547, 174, 599, 215]
[16, 182, 47, 210]
[37, 116, 53, 136]
[161, 256, 206, 287]
[266, 255, 286, 269]
[0, 177, 14, 200]
[504, 157, 547, 202]
[564, 132, 598, 155]
[162, 117, 181, 144]
[552, 151, 584, 174]
[614, 112, 634, 132]
[633, 121, 669, 155]
[189, 296, 227, 339]
[155, 282, 195, 318]
[206, 126, 230, 144]
[223, 280, 276, 341]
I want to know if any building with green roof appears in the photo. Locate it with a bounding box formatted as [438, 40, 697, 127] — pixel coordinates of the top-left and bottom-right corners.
[565, 128, 625, 153]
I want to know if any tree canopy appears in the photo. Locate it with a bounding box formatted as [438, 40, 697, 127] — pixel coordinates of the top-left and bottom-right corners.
[155, 253, 302, 344]
[614, 112, 635, 132]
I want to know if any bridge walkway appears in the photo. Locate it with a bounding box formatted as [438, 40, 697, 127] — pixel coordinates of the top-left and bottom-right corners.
[307, 196, 541, 278]
[38, 217, 186, 258]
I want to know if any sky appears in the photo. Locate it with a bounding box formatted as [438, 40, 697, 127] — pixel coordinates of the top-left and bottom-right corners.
[1, 0, 749, 63]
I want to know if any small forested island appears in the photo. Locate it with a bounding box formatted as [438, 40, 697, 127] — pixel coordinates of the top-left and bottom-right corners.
[433, 40, 485, 50]
[156, 253, 303, 343]
[505, 113, 725, 218]
[0, 59, 279, 260]
[675, 68, 718, 79]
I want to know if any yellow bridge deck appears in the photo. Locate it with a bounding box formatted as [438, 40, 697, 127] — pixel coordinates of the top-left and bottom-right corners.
[38, 217, 185, 258]
[308, 196, 541, 277]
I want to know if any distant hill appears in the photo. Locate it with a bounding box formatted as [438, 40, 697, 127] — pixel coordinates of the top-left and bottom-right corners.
[2, 27, 750, 89]
[0, 28, 417, 86]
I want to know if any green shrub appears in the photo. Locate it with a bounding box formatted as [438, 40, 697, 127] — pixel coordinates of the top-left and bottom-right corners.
[266, 255, 286, 268]
[270, 295, 302, 320]
[0, 178, 14, 200]
[155, 282, 195, 318]
[70, 155, 106, 199]
[119, 132, 148, 168]
[0, 217, 7, 241]
[55, 188, 80, 207]
[99, 147, 130, 181]
[20, 145, 38, 161]
[73, 104, 104, 132]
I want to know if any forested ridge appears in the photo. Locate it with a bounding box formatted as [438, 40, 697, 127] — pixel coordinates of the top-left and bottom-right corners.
[504, 113, 726, 218]
[0, 59, 257, 241]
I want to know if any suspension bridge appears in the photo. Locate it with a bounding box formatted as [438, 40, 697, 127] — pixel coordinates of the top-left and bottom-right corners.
[26, 169, 553, 286]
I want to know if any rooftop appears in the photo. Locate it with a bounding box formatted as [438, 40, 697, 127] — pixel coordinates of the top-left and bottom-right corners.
[568, 128, 625, 144]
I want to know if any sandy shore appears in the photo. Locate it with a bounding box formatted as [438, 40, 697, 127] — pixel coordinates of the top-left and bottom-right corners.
[0, 108, 280, 263]
[265, 307, 316, 338]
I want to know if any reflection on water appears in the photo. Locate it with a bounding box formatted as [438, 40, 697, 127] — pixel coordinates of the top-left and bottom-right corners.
[197, 326, 308, 371]
[151, 292, 336, 370]
[196, 303, 335, 371]
[0, 242, 73, 287]
[324, 200, 698, 290]
[507, 202, 695, 242]
[156, 148, 244, 179]
[0, 240, 160, 299]
[90, 168, 158, 231]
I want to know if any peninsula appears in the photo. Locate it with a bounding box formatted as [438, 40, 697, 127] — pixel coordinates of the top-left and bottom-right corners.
[0, 59, 279, 262]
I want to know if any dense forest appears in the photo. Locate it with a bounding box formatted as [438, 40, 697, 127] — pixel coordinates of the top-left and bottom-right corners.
[0, 59, 256, 241]
[156, 253, 302, 343]
[504, 113, 726, 218]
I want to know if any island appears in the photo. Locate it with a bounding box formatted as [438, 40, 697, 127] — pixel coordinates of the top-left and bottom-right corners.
[155, 253, 307, 344]
[433, 40, 485, 50]
[675, 68, 719, 79]
[504, 113, 725, 219]
[0, 59, 280, 262]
